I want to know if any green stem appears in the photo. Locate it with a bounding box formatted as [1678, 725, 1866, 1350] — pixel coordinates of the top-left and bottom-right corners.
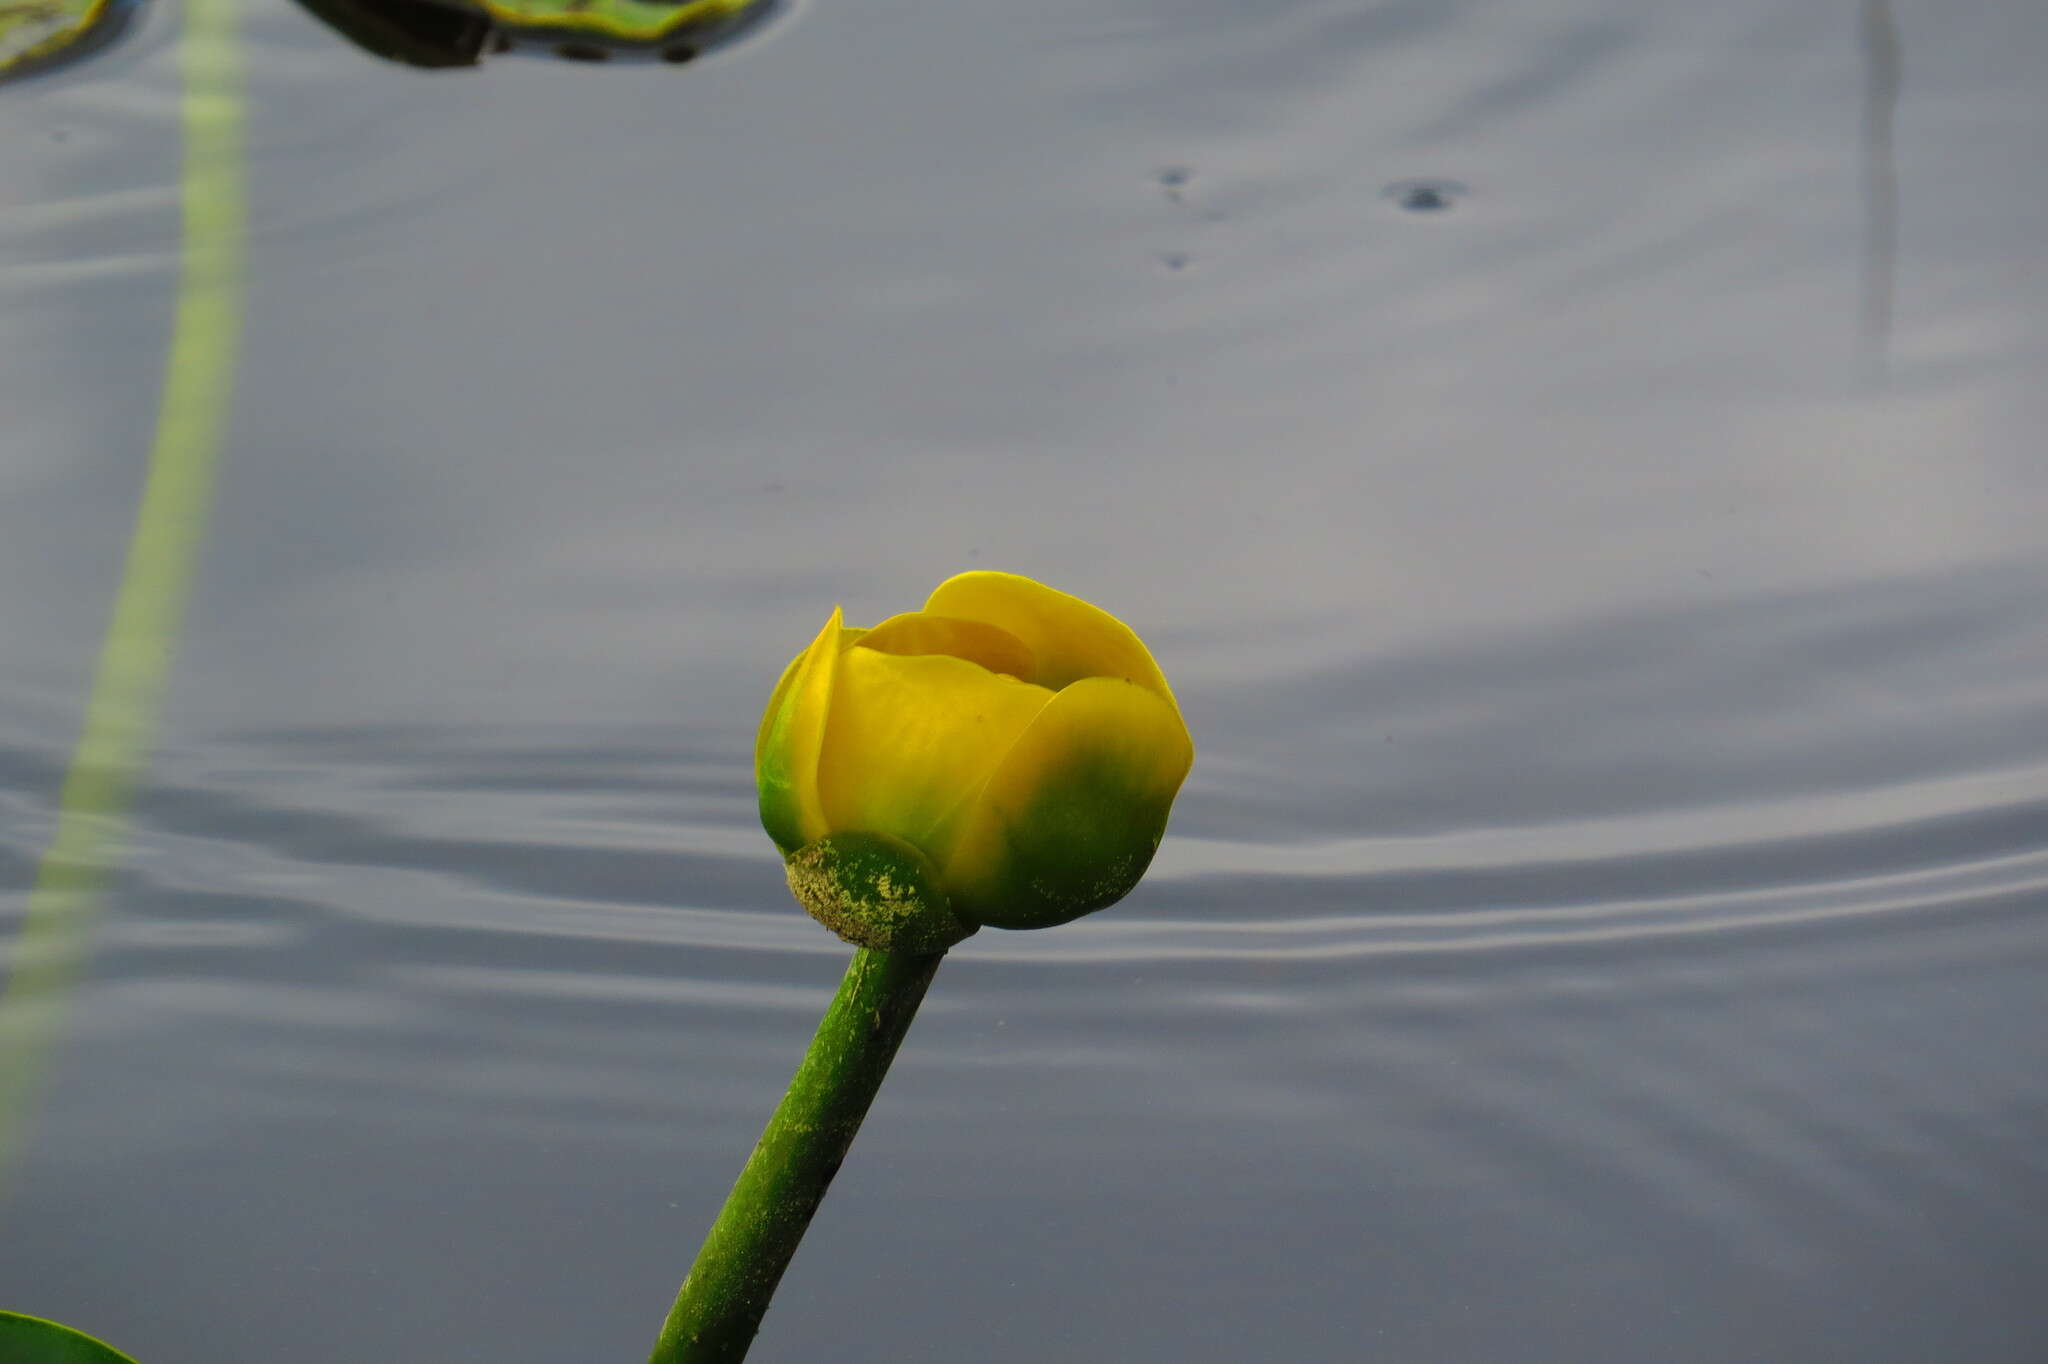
[648, 947, 943, 1364]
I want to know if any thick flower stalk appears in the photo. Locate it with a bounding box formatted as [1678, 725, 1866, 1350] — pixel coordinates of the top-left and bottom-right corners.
[650, 572, 1192, 1363]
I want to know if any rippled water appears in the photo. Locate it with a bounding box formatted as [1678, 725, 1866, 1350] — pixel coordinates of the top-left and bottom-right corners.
[5, 1, 2047, 1360]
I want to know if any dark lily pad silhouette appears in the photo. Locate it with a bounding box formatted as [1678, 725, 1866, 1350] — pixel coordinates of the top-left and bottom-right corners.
[0, 0, 778, 78]
[290, 0, 780, 68]
[291, 0, 491, 66]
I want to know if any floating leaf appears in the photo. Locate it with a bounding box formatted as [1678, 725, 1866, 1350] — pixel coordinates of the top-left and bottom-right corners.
[0, 1312, 142, 1364]
[0, 0, 137, 83]
[290, 0, 778, 67]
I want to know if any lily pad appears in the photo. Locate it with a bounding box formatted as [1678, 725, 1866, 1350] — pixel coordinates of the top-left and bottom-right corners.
[0, 1312, 142, 1364]
[0, 0, 138, 84]
[291, 0, 777, 67]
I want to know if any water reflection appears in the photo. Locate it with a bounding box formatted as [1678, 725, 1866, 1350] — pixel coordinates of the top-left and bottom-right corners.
[0, 0, 242, 1195]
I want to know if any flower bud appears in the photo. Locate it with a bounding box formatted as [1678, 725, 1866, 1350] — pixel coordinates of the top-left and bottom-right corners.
[757, 572, 1193, 945]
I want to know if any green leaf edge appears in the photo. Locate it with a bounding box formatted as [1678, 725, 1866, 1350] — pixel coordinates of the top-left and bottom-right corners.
[0, 1311, 143, 1364]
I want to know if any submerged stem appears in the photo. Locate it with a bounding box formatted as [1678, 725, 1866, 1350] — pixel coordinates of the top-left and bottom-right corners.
[648, 947, 943, 1364]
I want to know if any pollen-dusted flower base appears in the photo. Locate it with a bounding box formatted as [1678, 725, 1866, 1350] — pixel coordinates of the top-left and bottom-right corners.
[784, 832, 977, 954]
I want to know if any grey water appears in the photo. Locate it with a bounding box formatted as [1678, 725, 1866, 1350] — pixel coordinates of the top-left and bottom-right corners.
[4, 1, 2048, 1360]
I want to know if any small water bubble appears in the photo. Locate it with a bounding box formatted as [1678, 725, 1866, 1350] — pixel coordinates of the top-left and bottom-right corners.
[1155, 166, 1194, 204]
[1156, 251, 1190, 272]
[1382, 178, 1469, 213]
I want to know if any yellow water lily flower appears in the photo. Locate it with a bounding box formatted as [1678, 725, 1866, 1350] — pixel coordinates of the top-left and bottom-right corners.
[757, 572, 1193, 950]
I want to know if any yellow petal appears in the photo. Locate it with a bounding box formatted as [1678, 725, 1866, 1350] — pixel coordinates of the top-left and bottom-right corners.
[755, 607, 845, 854]
[942, 676, 1194, 930]
[922, 572, 1180, 716]
[815, 646, 1055, 861]
[858, 612, 1037, 682]
[756, 653, 805, 765]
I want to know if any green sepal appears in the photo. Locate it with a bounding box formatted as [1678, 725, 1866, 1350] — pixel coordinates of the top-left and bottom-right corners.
[962, 752, 1171, 931]
[0, 1312, 142, 1364]
[784, 833, 977, 954]
[943, 676, 1190, 932]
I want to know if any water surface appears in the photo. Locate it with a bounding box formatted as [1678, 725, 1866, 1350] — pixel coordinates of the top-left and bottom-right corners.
[4, 1, 2046, 1360]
